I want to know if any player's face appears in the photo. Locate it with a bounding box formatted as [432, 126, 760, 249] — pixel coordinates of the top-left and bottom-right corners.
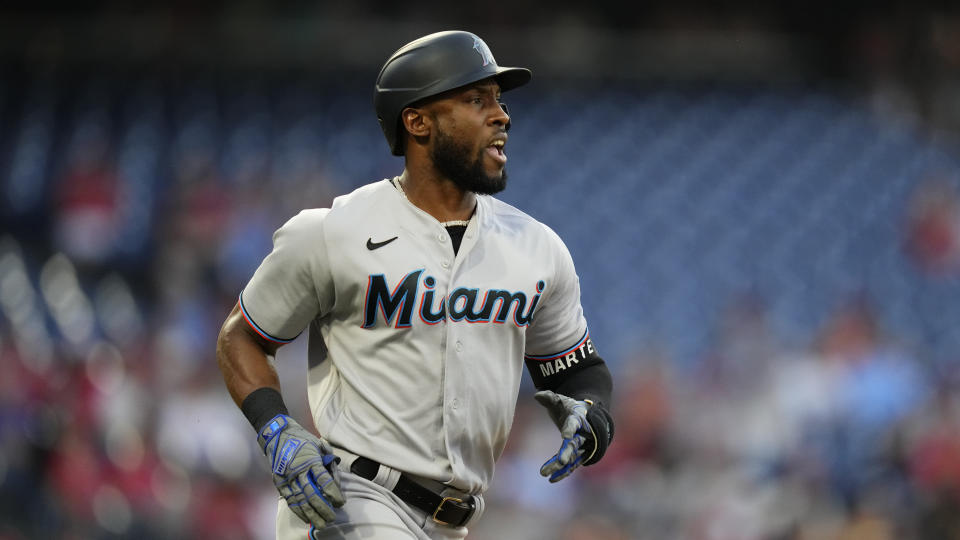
[428, 80, 510, 195]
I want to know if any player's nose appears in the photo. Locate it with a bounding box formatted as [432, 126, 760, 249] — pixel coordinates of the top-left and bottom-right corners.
[491, 102, 511, 131]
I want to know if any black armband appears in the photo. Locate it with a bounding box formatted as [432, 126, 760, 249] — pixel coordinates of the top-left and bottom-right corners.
[525, 335, 612, 404]
[240, 387, 290, 433]
[525, 334, 602, 389]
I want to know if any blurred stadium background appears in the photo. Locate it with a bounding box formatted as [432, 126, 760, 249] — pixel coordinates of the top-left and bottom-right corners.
[3, 2, 960, 539]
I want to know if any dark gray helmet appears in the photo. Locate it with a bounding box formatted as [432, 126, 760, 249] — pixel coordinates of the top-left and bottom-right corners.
[374, 30, 532, 156]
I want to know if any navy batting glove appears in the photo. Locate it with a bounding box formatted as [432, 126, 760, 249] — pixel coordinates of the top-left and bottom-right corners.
[258, 415, 346, 529]
[534, 390, 596, 483]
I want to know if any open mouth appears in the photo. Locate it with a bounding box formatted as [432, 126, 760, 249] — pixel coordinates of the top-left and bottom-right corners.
[486, 139, 507, 165]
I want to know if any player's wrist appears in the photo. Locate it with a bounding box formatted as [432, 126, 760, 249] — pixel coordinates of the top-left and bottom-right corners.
[582, 404, 614, 466]
[257, 413, 293, 450]
[241, 387, 291, 433]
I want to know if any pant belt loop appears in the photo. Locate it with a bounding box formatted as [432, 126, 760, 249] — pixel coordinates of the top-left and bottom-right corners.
[373, 463, 401, 491]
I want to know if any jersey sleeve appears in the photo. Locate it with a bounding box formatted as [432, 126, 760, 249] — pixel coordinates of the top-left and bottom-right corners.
[238, 209, 333, 343]
[523, 225, 591, 360]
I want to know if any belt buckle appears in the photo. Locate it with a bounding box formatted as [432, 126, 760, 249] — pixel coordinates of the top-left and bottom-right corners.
[432, 496, 470, 527]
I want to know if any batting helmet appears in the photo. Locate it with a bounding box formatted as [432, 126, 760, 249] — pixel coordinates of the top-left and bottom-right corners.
[374, 30, 532, 156]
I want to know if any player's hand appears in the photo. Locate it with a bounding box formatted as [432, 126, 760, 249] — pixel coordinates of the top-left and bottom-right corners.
[258, 414, 346, 529]
[534, 390, 596, 483]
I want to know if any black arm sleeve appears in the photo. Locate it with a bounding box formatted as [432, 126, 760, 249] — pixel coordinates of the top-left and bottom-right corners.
[525, 342, 615, 466]
[551, 359, 612, 407]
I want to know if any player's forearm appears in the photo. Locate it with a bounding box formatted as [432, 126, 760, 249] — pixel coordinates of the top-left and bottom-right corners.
[551, 360, 613, 408]
[216, 303, 283, 408]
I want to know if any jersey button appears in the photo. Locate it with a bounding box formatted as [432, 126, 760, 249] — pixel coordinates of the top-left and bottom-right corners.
[455, 341, 463, 352]
[451, 398, 460, 409]
[437, 233, 446, 242]
[441, 260, 450, 268]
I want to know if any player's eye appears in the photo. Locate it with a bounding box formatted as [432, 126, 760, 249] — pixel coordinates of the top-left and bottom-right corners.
[498, 102, 509, 114]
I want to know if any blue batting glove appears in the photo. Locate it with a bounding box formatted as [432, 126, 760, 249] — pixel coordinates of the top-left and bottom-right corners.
[258, 415, 346, 529]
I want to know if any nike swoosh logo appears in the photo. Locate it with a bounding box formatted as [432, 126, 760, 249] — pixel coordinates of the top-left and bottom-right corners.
[366, 236, 398, 250]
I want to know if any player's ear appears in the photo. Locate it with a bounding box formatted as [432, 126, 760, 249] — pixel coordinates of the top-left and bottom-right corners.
[401, 107, 431, 138]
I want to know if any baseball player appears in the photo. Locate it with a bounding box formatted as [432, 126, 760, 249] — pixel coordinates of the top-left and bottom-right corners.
[216, 30, 614, 539]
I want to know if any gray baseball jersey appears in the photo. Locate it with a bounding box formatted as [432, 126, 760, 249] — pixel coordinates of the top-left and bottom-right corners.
[240, 178, 590, 494]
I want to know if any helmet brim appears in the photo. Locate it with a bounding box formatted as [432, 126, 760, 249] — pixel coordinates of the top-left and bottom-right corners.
[493, 66, 533, 92]
[409, 66, 532, 103]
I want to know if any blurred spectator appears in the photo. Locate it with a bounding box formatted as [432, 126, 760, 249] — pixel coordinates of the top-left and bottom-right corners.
[904, 176, 960, 276]
[52, 122, 121, 267]
[215, 188, 275, 296]
[905, 383, 960, 538]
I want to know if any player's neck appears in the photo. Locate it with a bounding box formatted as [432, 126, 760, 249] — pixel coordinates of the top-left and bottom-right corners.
[397, 169, 476, 223]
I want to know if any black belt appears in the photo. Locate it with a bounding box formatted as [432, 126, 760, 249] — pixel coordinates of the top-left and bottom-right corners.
[350, 456, 475, 527]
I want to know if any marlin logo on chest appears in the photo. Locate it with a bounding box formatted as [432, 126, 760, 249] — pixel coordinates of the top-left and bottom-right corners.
[362, 269, 544, 328]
